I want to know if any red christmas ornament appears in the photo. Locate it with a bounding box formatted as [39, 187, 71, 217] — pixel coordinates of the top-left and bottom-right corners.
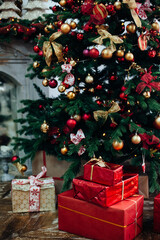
[121, 86, 127, 92]
[17, 26, 24, 33]
[66, 119, 77, 129]
[93, 3, 108, 21]
[95, 84, 103, 90]
[63, 125, 71, 134]
[82, 113, 91, 121]
[109, 75, 117, 81]
[148, 49, 156, 58]
[110, 123, 117, 128]
[57, 20, 63, 28]
[83, 24, 91, 32]
[11, 155, 19, 162]
[119, 92, 127, 100]
[33, 45, 40, 53]
[49, 79, 58, 88]
[67, 0, 74, 6]
[117, 57, 125, 62]
[106, 4, 116, 15]
[89, 48, 99, 58]
[77, 33, 84, 40]
[30, 27, 36, 34]
[52, 6, 57, 12]
[38, 104, 44, 110]
[96, 100, 102, 105]
[71, 31, 76, 37]
[38, 50, 43, 56]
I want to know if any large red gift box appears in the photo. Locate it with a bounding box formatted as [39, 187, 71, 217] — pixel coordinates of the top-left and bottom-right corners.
[58, 190, 144, 240]
[154, 193, 160, 233]
[84, 160, 123, 186]
[73, 174, 138, 207]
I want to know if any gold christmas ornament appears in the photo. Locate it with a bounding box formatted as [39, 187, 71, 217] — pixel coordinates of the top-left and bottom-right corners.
[152, 22, 159, 31]
[143, 91, 151, 98]
[44, 26, 50, 33]
[131, 133, 141, 144]
[61, 145, 68, 155]
[116, 49, 125, 57]
[101, 48, 113, 59]
[85, 74, 94, 84]
[70, 21, 77, 29]
[33, 61, 40, 69]
[42, 68, 48, 73]
[42, 78, 49, 87]
[73, 87, 80, 93]
[125, 52, 134, 61]
[112, 140, 124, 151]
[70, 59, 77, 66]
[58, 84, 66, 92]
[67, 91, 76, 100]
[154, 116, 160, 129]
[40, 120, 49, 133]
[60, 23, 71, 34]
[60, 0, 67, 6]
[126, 23, 136, 34]
[114, 1, 122, 10]
[72, 114, 81, 122]
[88, 88, 95, 93]
[21, 165, 28, 172]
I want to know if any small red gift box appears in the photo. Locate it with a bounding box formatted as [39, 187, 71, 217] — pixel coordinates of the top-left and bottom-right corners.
[58, 190, 144, 240]
[73, 174, 138, 207]
[154, 193, 160, 233]
[84, 157, 123, 186]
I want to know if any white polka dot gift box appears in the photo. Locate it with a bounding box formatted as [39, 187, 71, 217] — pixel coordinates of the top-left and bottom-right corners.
[11, 166, 55, 213]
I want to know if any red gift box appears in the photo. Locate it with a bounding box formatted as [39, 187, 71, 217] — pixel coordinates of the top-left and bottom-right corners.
[154, 193, 160, 233]
[73, 174, 138, 207]
[84, 159, 123, 186]
[58, 190, 144, 240]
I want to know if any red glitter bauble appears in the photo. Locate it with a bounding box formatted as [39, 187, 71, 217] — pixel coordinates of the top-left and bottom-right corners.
[49, 79, 58, 88]
[11, 155, 19, 162]
[38, 50, 43, 56]
[89, 48, 99, 58]
[119, 92, 127, 100]
[121, 86, 127, 92]
[52, 6, 57, 12]
[66, 119, 77, 129]
[148, 49, 156, 58]
[77, 33, 84, 40]
[33, 45, 40, 53]
[82, 113, 91, 121]
[95, 84, 103, 90]
[109, 75, 117, 81]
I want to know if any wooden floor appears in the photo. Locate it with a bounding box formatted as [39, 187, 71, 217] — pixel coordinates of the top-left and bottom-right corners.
[0, 182, 160, 240]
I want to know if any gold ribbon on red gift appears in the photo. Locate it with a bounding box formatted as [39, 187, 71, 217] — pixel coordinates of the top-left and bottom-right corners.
[84, 156, 111, 181]
[43, 31, 64, 66]
[12, 166, 54, 212]
[123, 0, 142, 28]
[93, 25, 123, 53]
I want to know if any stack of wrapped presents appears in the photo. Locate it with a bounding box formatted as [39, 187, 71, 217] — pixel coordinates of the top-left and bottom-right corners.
[58, 157, 144, 240]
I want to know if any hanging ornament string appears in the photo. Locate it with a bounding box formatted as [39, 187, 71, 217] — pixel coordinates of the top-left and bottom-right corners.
[142, 153, 146, 173]
[93, 25, 123, 53]
[123, 0, 142, 28]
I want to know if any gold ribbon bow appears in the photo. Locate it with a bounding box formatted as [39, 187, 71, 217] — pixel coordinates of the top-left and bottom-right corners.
[84, 156, 110, 168]
[93, 25, 123, 53]
[43, 31, 64, 66]
[123, 0, 142, 28]
[93, 102, 121, 122]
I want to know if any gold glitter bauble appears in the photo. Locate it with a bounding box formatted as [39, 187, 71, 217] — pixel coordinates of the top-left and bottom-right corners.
[60, 0, 67, 6]
[126, 23, 136, 34]
[85, 74, 94, 84]
[101, 48, 113, 59]
[152, 22, 159, 31]
[61, 146, 68, 155]
[112, 140, 124, 151]
[67, 91, 76, 100]
[33, 61, 40, 69]
[131, 134, 141, 144]
[116, 49, 125, 57]
[72, 114, 81, 122]
[143, 91, 151, 98]
[154, 116, 160, 129]
[40, 120, 49, 133]
[60, 23, 71, 34]
[42, 78, 49, 87]
[70, 21, 77, 29]
[114, 1, 122, 10]
[125, 52, 134, 61]
[58, 84, 66, 92]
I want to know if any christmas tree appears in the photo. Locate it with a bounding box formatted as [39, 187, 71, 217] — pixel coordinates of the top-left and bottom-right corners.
[13, 0, 160, 192]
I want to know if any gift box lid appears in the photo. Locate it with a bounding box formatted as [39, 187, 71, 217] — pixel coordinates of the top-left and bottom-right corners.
[12, 178, 54, 191]
[58, 189, 144, 228]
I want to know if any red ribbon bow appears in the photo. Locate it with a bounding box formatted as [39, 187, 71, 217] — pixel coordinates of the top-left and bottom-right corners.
[136, 0, 152, 20]
[136, 72, 160, 94]
[139, 133, 160, 149]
